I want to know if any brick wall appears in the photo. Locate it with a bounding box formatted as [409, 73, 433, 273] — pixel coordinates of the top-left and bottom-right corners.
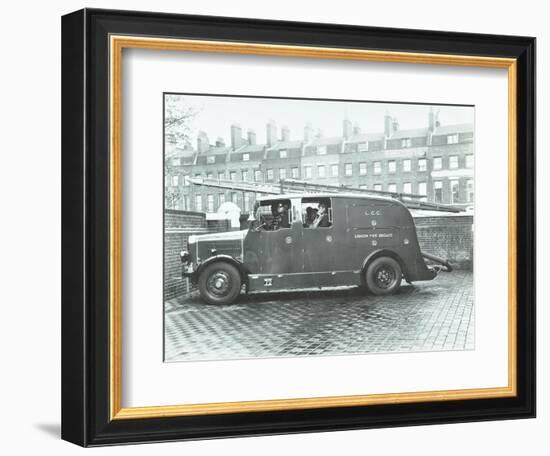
[164, 210, 231, 300]
[414, 214, 473, 270]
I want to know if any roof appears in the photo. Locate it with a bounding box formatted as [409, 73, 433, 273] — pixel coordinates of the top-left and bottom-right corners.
[433, 123, 474, 136]
[201, 146, 232, 156]
[233, 144, 265, 154]
[390, 127, 429, 139]
[308, 136, 343, 146]
[346, 132, 385, 143]
[266, 140, 303, 151]
[169, 147, 196, 159]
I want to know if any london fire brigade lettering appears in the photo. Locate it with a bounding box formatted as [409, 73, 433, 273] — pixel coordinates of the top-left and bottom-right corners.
[355, 232, 393, 239]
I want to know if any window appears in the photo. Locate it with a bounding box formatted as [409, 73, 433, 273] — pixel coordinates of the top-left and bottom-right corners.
[418, 158, 427, 172]
[467, 179, 474, 202]
[418, 182, 427, 199]
[254, 199, 292, 231]
[266, 168, 274, 181]
[447, 134, 459, 144]
[182, 195, 188, 211]
[388, 183, 397, 193]
[317, 145, 327, 155]
[172, 158, 181, 166]
[403, 182, 412, 194]
[434, 181, 443, 203]
[359, 184, 367, 190]
[206, 172, 213, 179]
[195, 195, 202, 212]
[344, 163, 353, 176]
[255, 170, 262, 182]
[402, 138, 412, 148]
[291, 167, 299, 178]
[244, 193, 251, 211]
[241, 169, 249, 181]
[279, 150, 287, 158]
[358, 142, 368, 152]
[206, 156, 215, 164]
[388, 160, 396, 173]
[171, 175, 179, 186]
[450, 179, 460, 203]
[229, 171, 237, 181]
[433, 157, 442, 170]
[373, 184, 382, 192]
[318, 165, 326, 178]
[466, 154, 474, 168]
[302, 197, 332, 229]
[183, 176, 190, 186]
[231, 192, 238, 204]
[331, 164, 339, 177]
[207, 194, 214, 213]
[242, 153, 250, 161]
[279, 168, 287, 180]
[449, 155, 459, 169]
[218, 171, 225, 180]
[219, 193, 225, 205]
[304, 165, 312, 179]
[403, 159, 411, 172]
[359, 162, 367, 176]
[373, 161, 382, 174]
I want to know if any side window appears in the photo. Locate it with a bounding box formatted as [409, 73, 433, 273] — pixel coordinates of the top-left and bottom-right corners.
[253, 199, 292, 231]
[301, 198, 333, 229]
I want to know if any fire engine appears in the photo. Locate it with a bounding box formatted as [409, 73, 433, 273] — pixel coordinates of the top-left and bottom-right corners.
[180, 190, 453, 305]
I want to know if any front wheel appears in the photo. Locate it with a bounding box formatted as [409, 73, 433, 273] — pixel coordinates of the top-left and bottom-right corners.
[365, 256, 402, 296]
[198, 262, 242, 305]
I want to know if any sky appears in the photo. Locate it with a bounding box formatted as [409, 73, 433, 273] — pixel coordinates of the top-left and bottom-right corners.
[166, 93, 474, 146]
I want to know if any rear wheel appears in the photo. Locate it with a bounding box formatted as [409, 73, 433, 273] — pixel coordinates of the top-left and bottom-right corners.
[365, 256, 402, 296]
[198, 262, 242, 305]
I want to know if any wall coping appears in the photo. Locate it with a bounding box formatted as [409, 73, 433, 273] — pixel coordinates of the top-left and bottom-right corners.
[165, 209, 205, 217]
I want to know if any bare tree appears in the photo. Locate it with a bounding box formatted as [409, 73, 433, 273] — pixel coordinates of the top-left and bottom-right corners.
[164, 94, 199, 151]
[164, 95, 199, 210]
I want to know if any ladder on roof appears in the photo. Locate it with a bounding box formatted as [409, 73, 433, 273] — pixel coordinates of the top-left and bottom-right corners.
[188, 177, 280, 194]
[187, 177, 465, 213]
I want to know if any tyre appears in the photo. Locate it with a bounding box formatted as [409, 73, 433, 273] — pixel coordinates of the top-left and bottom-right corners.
[198, 262, 242, 305]
[365, 256, 402, 296]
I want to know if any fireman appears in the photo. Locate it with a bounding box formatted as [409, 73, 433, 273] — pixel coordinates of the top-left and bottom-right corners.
[312, 202, 330, 228]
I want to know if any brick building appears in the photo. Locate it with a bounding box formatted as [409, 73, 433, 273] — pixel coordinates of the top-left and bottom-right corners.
[165, 109, 474, 213]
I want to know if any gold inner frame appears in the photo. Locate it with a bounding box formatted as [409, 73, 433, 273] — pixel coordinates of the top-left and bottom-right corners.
[109, 35, 517, 420]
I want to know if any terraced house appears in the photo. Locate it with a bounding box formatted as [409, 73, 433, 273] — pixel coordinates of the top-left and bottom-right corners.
[165, 109, 474, 213]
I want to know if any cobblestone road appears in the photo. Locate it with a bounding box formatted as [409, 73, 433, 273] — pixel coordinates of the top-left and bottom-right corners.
[164, 271, 474, 362]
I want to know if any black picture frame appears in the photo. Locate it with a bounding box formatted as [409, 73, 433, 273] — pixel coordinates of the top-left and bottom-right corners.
[62, 7, 535, 447]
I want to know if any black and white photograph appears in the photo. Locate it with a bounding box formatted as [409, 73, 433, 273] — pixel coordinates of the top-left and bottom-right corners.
[163, 94, 475, 362]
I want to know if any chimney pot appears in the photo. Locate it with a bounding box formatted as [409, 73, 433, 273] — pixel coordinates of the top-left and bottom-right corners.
[343, 119, 353, 140]
[197, 131, 209, 153]
[281, 125, 290, 142]
[304, 123, 313, 143]
[230, 123, 243, 150]
[266, 120, 277, 147]
[247, 129, 256, 145]
[384, 112, 392, 137]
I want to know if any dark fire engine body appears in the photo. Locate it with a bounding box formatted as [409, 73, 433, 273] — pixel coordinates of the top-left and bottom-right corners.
[180, 193, 450, 305]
